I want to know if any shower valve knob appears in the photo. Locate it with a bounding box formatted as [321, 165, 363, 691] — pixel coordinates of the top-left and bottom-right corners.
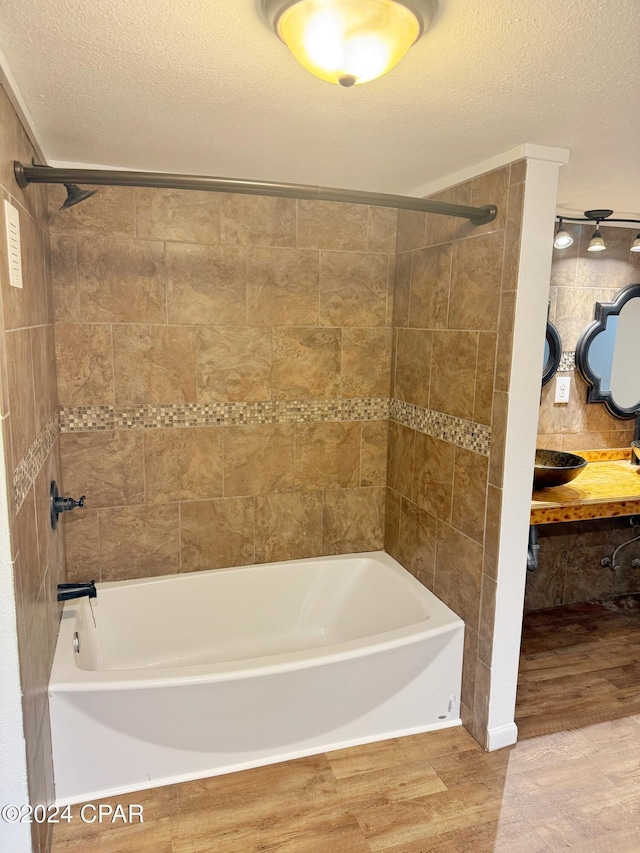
[56, 495, 85, 512]
[50, 480, 86, 530]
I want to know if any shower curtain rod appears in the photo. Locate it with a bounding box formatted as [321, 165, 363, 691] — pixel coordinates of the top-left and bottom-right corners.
[14, 161, 497, 225]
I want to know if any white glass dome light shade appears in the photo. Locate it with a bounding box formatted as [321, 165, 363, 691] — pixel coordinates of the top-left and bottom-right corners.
[553, 227, 574, 249]
[587, 228, 607, 252]
[263, 0, 436, 87]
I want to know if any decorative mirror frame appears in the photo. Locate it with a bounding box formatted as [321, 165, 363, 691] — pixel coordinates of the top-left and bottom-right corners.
[542, 319, 562, 386]
[576, 282, 640, 419]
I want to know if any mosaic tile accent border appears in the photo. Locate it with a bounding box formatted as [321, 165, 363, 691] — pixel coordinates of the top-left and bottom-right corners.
[13, 415, 60, 512]
[390, 398, 491, 456]
[15, 399, 486, 506]
[59, 398, 391, 432]
[559, 351, 576, 372]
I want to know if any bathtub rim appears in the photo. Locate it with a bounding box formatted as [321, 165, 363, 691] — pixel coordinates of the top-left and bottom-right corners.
[50, 551, 464, 692]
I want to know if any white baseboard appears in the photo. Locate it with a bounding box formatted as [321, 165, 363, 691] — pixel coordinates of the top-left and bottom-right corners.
[486, 722, 518, 751]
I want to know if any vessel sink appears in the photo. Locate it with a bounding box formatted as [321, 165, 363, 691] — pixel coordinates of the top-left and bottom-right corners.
[533, 449, 588, 490]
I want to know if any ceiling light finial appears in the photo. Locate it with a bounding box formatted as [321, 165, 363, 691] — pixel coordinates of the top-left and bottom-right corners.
[262, 0, 436, 86]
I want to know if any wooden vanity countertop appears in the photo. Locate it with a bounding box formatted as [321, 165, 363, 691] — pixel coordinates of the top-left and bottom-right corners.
[531, 449, 640, 524]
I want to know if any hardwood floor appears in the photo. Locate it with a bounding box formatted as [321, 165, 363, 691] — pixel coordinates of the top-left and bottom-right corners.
[517, 600, 640, 738]
[52, 603, 640, 852]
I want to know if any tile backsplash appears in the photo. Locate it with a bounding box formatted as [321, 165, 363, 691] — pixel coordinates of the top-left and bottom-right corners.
[530, 223, 640, 613]
[538, 222, 639, 451]
[49, 186, 396, 583]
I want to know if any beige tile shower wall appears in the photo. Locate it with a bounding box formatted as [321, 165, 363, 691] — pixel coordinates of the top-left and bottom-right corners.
[50, 186, 397, 581]
[538, 223, 639, 450]
[385, 163, 526, 747]
[0, 85, 63, 853]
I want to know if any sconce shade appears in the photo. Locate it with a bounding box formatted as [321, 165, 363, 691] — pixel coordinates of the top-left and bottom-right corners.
[553, 224, 573, 249]
[587, 228, 606, 252]
[264, 0, 435, 86]
[554, 230, 573, 249]
[631, 233, 640, 253]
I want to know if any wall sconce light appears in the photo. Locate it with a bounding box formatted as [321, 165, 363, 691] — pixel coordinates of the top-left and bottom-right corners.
[554, 208, 640, 254]
[553, 218, 574, 249]
[262, 0, 436, 87]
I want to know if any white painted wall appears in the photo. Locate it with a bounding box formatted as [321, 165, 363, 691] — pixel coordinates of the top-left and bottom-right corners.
[410, 143, 569, 200]
[0, 413, 32, 852]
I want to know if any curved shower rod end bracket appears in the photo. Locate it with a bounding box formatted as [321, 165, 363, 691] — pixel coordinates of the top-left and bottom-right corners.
[469, 204, 498, 226]
[14, 161, 29, 189]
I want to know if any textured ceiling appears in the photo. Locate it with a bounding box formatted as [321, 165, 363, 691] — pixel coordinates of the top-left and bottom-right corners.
[1, 0, 639, 217]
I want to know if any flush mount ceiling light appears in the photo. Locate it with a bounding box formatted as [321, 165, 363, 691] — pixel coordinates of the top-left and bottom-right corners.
[553, 208, 640, 254]
[262, 0, 436, 87]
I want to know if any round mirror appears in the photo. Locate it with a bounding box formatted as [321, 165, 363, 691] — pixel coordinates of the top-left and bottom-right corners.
[542, 320, 562, 386]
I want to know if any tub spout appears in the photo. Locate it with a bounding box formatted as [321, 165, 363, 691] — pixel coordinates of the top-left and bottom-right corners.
[57, 581, 97, 602]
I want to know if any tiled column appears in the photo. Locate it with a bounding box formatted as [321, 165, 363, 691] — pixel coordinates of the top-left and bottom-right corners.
[386, 162, 532, 746]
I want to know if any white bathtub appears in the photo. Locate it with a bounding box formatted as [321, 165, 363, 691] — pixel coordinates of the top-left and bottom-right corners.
[49, 551, 464, 804]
